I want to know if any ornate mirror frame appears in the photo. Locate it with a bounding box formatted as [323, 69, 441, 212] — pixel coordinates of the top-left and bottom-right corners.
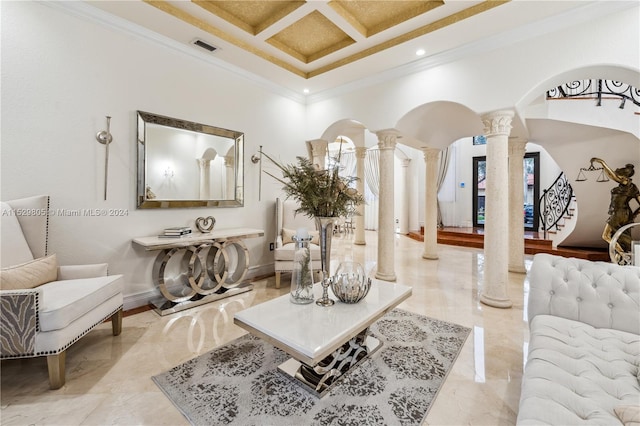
[136, 111, 244, 209]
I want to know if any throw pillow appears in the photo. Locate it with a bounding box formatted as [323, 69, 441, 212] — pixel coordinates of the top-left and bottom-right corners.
[282, 228, 296, 245]
[615, 405, 640, 426]
[282, 228, 319, 245]
[309, 230, 320, 245]
[0, 254, 58, 290]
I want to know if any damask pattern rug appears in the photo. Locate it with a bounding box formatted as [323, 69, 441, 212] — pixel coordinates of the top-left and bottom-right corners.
[152, 309, 470, 426]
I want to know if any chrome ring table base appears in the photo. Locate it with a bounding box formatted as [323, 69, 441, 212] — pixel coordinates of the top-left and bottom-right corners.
[277, 328, 382, 398]
[150, 240, 253, 315]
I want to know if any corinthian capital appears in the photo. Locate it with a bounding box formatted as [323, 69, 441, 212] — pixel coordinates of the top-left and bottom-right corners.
[508, 138, 527, 157]
[306, 139, 328, 157]
[482, 110, 514, 137]
[197, 158, 211, 169]
[422, 147, 440, 162]
[376, 129, 400, 150]
[355, 146, 367, 159]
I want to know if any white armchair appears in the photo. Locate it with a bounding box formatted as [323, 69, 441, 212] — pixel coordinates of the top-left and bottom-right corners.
[274, 198, 323, 289]
[0, 195, 123, 389]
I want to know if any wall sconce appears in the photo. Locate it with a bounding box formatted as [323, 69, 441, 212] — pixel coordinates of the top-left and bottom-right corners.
[252, 145, 263, 201]
[95, 115, 113, 200]
[251, 145, 262, 164]
[164, 167, 174, 178]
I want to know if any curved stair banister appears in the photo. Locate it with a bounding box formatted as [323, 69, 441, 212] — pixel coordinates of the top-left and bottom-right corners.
[540, 173, 574, 240]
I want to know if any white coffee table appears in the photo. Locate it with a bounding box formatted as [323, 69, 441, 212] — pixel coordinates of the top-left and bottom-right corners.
[234, 280, 412, 396]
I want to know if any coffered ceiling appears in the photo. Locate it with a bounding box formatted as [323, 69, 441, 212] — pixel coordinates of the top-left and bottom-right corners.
[86, 1, 607, 97]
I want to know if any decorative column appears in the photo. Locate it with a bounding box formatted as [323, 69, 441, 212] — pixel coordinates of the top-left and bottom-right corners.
[480, 110, 514, 308]
[422, 147, 440, 260]
[398, 158, 411, 235]
[375, 130, 399, 282]
[354, 146, 367, 245]
[198, 158, 212, 199]
[508, 138, 527, 273]
[305, 139, 328, 170]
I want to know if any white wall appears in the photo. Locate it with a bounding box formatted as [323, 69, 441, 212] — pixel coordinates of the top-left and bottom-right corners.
[1, 2, 306, 307]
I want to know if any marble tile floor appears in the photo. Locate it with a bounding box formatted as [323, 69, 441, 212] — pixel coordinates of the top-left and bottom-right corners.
[1, 231, 532, 425]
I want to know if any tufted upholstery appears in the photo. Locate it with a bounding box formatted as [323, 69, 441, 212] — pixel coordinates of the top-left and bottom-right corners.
[528, 254, 640, 335]
[518, 254, 640, 425]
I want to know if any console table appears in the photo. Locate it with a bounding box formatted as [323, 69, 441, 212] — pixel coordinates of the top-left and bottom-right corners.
[133, 227, 264, 315]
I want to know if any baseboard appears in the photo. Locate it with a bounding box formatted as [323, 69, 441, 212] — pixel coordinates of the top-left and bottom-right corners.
[123, 264, 276, 310]
[123, 288, 160, 311]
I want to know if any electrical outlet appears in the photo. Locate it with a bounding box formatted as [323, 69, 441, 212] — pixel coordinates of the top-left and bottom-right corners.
[269, 242, 274, 251]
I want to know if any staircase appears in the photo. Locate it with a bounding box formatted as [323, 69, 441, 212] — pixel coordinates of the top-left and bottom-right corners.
[407, 227, 610, 261]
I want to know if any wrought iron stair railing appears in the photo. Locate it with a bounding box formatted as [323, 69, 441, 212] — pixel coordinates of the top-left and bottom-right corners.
[547, 79, 640, 109]
[540, 172, 574, 239]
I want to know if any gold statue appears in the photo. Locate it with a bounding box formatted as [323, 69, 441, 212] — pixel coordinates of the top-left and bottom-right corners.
[590, 158, 640, 258]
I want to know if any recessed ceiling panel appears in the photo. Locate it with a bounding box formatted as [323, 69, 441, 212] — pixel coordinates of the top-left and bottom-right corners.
[135, 0, 519, 82]
[266, 10, 356, 64]
[193, 0, 305, 35]
[329, 0, 445, 37]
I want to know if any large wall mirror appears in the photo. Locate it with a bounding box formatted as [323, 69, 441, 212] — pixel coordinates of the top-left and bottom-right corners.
[137, 111, 244, 208]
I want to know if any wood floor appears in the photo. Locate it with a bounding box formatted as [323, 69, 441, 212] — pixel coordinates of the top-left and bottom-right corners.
[407, 226, 611, 261]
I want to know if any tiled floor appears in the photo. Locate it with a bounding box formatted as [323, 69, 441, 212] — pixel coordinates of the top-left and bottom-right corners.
[1, 231, 531, 425]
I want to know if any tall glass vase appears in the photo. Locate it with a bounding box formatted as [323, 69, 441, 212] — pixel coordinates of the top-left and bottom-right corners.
[314, 217, 336, 306]
[290, 235, 314, 304]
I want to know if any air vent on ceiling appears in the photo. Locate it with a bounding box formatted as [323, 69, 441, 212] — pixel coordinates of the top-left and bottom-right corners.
[192, 39, 218, 53]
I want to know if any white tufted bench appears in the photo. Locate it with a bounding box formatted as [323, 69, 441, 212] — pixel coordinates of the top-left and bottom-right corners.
[517, 253, 640, 425]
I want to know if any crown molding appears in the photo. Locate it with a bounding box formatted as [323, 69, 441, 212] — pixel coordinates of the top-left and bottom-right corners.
[40, 0, 636, 107]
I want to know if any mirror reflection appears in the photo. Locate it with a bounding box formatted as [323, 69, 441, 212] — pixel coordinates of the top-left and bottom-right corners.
[137, 111, 244, 208]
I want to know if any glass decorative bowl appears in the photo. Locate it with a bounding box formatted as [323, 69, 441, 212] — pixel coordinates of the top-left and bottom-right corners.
[331, 261, 371, 304]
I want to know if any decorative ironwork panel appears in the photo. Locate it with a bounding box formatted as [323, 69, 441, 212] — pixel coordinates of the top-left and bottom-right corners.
[540, 173, 574, 233]
[547, 79, 640, 107]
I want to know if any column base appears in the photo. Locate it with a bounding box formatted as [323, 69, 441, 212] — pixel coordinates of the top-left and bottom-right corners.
[422, 253, 439, 260]
[354, 240, 366, 245]
[480, 293, 513, 309]
[375, 271, 397, 282]
[508, 263, 526, 274]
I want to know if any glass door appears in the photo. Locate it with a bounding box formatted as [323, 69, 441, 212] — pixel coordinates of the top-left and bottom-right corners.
[523, 153, 540, 230]
[473, 153, 540, 229]
[472, 157, 486, 228]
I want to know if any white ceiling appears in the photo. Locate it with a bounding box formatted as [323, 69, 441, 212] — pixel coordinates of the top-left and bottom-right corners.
[83, 1, 621, 100]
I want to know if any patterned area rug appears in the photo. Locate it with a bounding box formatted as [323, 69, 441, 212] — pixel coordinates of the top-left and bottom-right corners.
[152, 309, 470, 426]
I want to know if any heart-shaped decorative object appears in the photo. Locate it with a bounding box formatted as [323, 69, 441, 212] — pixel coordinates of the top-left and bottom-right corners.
[195, 216, 215, 233]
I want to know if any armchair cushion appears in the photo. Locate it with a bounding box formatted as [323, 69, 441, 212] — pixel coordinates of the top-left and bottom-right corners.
[39, 275, 123, 332]
[57, 263, 109, 280]
[0, 254, 58, 290]
[274, 243, 321, 261]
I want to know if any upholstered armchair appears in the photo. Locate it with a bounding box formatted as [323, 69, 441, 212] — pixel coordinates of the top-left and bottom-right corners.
[274, 198, 323, 289]
[0, 195, 123, 389]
